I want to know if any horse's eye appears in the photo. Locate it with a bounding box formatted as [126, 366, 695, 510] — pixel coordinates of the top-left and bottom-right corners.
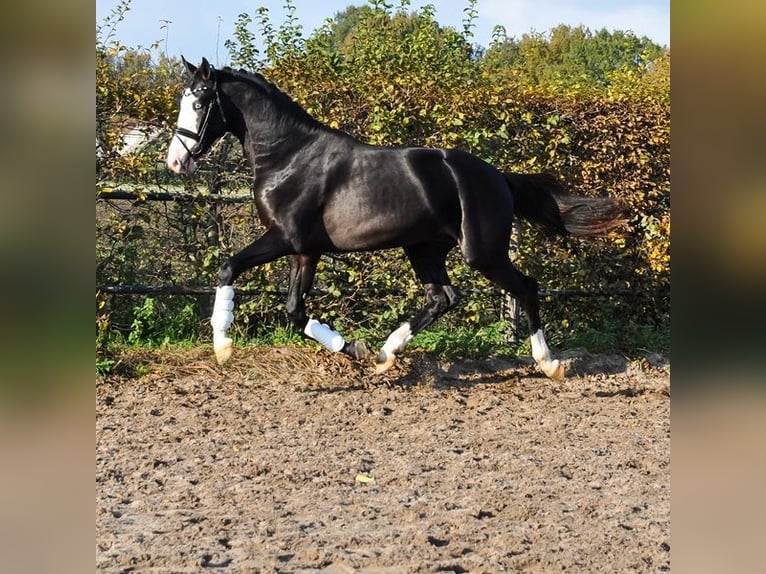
[193, 102, 203, 110]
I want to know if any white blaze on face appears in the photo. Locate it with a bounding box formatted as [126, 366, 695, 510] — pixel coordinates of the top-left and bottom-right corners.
[166, 89, 201, 174]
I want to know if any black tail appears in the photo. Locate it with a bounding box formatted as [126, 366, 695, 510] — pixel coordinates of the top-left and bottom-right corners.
[504, 172, 625, 237]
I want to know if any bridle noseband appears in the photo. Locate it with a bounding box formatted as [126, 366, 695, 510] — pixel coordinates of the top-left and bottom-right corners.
[174, 69, 227, 159]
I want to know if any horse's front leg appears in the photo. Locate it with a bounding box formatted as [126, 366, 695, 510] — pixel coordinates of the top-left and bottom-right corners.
[211, 229, 291, 364]
[286, 254, 368, 360]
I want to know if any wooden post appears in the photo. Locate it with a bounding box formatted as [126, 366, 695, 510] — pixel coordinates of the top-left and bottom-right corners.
[503, 220, 523, 344]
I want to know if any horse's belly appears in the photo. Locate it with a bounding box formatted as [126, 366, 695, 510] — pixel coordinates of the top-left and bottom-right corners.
[323, 210, 430, 251]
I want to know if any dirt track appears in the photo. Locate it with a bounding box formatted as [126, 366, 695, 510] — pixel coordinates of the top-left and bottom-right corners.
[96, 347, 670, 573]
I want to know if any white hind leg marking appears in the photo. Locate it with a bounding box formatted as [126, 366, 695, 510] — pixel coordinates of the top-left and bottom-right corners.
[375, 322, 413, 374]
[530, 329, 565, 380]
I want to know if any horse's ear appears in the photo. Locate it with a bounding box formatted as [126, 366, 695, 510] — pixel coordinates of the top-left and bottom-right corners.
[199, 57, 212, 80]
[181, 55, 196, 76]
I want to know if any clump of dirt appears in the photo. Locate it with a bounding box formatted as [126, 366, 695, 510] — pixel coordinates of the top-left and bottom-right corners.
[97, 346, 669, 572]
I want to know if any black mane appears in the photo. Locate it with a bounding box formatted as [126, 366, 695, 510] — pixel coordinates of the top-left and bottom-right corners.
[220, 66, 324, 132]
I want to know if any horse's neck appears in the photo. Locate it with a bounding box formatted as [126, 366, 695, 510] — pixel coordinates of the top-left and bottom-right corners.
[233, 93, 325, 170]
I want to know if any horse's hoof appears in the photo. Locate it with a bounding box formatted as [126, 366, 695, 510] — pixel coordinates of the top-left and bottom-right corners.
[214, 341, 233, 364]
[344, 340, 369, 361]
[374, 350, 396, 375]
[543, 359, 565, 381]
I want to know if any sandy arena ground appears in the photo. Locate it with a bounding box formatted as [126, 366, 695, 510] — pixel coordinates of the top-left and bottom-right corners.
[96, 346, 670, 573]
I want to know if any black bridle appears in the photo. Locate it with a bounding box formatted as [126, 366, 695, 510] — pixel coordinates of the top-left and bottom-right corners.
[173, 70, 227, 159]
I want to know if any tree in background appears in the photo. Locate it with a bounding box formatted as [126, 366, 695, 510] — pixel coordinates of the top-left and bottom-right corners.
[483, 23, 664, 90]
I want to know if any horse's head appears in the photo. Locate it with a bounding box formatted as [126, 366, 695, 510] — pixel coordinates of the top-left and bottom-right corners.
[167, 57, 228, 174]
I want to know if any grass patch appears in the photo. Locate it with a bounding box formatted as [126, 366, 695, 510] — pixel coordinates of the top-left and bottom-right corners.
[410, 321, 511, 361]
[562, 321, 670, 355]
[97, 315, 668, 377]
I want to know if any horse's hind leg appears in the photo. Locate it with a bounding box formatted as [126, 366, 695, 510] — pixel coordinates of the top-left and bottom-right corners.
[287, 254, 368, 360]
[464, 251, 564, 380]
[375, 243, 459, 374]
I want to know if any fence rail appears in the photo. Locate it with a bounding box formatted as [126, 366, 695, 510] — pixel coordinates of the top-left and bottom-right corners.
[97, 189, 252, 204]
[96, 283, 656, 299]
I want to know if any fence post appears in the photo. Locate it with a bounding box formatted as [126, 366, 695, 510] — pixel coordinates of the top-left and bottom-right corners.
[502, 219, 523, 344]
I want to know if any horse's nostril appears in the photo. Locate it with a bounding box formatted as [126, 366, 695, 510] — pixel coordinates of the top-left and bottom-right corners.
[167, 156, 183, 173]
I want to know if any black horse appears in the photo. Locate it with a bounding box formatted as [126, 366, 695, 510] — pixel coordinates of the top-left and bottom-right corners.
[167, 57, 623, 380]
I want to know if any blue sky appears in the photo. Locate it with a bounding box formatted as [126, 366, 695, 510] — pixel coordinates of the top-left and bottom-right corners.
[96, 0, 669, 66]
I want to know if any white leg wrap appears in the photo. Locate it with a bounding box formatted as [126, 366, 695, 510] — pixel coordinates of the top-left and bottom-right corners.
[304, 318, 345, 352]
[211, 286, 235, 361]
[210, 286, 235, 332]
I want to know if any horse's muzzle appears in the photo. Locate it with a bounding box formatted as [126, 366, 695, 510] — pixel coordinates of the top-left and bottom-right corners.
[166, 137, 198, 174]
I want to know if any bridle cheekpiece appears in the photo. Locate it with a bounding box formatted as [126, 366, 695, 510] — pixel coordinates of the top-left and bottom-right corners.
[173, 67, 227, 159]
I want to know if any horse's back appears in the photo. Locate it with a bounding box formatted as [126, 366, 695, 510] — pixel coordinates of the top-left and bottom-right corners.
[319, 141, 512, 252]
